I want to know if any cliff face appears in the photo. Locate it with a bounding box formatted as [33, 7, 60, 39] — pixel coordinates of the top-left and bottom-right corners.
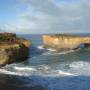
[43, 34, 90, 51]
[0, 33, 31, 66]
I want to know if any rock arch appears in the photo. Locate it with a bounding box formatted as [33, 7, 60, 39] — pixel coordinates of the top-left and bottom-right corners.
[43, 35, 90, 51]
[78, 43, 90, 48]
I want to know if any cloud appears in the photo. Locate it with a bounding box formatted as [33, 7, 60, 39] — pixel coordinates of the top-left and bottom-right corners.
[1, 0, 90, 33]
[21, 0, 61, 16]
[19, 0, 90, 33]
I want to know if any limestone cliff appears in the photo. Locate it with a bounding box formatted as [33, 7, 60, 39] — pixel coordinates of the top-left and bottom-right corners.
[0, 33, 31, 66]
[43, 34, 90, 51]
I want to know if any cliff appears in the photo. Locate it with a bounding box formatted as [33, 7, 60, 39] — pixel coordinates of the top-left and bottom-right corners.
[43, 34, 90, 51]
[0, 33, 31, 66]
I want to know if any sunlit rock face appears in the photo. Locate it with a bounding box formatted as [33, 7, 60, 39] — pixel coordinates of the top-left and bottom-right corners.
[42, 34, 90, 51]
[0, 33, 31, 66]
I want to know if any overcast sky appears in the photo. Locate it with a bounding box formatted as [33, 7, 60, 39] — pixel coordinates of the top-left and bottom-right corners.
[0, 0, 90, 34]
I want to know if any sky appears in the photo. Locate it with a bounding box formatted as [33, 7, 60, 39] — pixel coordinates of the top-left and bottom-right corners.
[0, 0, 90, 34]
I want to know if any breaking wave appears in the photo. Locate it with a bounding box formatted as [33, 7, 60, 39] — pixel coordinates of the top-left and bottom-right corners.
[42, 49, 75, 56]
[0, 65, 90, 90]
[69, 61, 90, 75]
[0, 46, 90, 90]
[37, 45, 45, 50]
[37, 45, 76, 56]
[0, 65, 75, 77]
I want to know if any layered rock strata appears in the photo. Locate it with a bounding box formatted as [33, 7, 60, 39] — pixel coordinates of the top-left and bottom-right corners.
[43, 34, 90, 51]
[0, 33, 30, 66]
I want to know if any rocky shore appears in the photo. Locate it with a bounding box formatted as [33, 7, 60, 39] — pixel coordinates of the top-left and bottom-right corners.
[42, 34, 90, 51]
[0, 33, 30, 66]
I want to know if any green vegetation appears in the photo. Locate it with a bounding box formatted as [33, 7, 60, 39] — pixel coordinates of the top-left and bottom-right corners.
[50, 34, 82, 38]
[0, 33, 17, 44]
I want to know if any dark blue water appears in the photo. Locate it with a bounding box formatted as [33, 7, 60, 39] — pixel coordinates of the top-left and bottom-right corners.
[0, 34, 90, 90]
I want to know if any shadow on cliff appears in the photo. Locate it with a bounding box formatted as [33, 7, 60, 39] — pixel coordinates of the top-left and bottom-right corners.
[0, 74, 90, 90]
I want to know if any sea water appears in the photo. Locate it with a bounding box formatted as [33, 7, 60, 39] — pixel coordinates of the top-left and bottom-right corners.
[0, 34, 90, 90]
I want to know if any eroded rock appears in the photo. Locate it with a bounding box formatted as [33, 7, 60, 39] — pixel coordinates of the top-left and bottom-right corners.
[42, 34, 90, 51]
[0, 33, 30, 66]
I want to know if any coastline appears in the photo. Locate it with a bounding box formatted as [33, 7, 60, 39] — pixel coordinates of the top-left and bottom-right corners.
[0, 34, 90, 90]
[0, 33, 30, 66]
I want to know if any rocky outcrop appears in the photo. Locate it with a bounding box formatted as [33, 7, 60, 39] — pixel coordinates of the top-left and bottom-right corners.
[0, 33, 30, 66]
[43, 34, 90, 51]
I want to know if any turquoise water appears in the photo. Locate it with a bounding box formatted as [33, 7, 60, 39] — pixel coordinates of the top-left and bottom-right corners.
[0, 34, 90, 90]
[16, 34, 90, 75]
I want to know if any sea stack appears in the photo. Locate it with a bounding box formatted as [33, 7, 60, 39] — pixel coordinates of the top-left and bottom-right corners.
[0, 32, 30, 66]
[42, 34, 90, 51]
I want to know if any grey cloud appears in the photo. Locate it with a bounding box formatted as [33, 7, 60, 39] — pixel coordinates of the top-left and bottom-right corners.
[20, 0, 90, 33]
[1, 0, 90, 34]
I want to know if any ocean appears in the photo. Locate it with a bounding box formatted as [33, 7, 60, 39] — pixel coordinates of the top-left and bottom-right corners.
[0, 34, 90, 90]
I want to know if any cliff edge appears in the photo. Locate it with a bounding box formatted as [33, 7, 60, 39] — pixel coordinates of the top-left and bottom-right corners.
[0, 33, 31, 66]
[43, 34, 90, 51]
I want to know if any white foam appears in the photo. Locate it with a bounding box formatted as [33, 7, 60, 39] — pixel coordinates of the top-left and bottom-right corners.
[0, 69, 22, 76]
[69, 61, 90, 75]
[47, 48, 57, 52]
[37, 45, 57, 51]
[14, 66, 37, 71]
[37, 45, 44, 49]
[0, 68, 89, 90]
[0, 66, 83, 90]
[0, 64, 75, 77]
[58, 70, 76, 76]
[36, 65, 50, 70]
[70, 61, 85, 68]
[42, 49, 74, 56]
[57, 50, 75, 55]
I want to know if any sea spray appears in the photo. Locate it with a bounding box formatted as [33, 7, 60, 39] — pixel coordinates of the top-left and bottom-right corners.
[0, 34, 90, 90]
